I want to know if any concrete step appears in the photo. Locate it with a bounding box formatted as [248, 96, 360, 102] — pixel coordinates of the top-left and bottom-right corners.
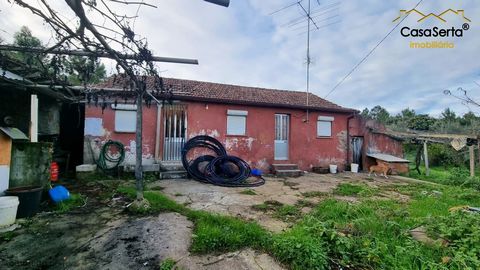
[275, 169, 303, 178]
[159, 162, 185, 172]
[159, 170, 188, 180]
[272, 163, 299, 171]
[123, 164, 160, 172]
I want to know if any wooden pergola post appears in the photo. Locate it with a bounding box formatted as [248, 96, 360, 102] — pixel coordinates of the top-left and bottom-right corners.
[477, 140, 480, 166]
[423, 141, 430, 176]
[470, 145, 475, 177]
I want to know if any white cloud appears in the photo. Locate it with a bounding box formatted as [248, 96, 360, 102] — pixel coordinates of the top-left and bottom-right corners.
[0, 0, 479, 116]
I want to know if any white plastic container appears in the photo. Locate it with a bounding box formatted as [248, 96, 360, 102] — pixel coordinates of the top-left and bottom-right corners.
[351, 163, 359, 173]
[329, 165, 338, 174]
[0, 196, 19, 228]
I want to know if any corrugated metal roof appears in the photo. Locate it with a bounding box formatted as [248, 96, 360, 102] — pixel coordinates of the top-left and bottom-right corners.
[0, 68, 30, 82]
[367, 153, 410, 163]
[0, 127, 29, 140]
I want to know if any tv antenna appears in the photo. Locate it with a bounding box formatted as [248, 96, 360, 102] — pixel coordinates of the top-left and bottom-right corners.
[270, 0, 341, 121]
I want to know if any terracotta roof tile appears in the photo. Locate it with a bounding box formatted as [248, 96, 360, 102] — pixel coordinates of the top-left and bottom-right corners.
[94, 76, 356, 113]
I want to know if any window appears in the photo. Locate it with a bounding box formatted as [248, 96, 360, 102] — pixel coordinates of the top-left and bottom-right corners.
[317, 116, 333, 137]
[227, 110, 247, 135]
[113, 104, 137, 133]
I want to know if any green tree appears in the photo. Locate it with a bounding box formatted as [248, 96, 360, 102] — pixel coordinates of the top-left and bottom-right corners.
[10, 26, 106, 85]
[361, 108, 370, 119]
[12, 26, 45, 68]
[460, 111, 478, 126]
[441, 108, 457, 122]
[408, 114, 436, 131]
[67, 56, 106, 84]
[369, 105, 391, 124]
[400, 108, 416, 118]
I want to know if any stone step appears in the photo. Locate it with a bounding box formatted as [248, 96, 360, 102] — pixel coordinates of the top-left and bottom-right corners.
[159, 170, 188, 180]
[123, 164, 160, 172]
[272, 163, 299, 171]
[159, 162, 185, 172]
[275, 169, 303, 178]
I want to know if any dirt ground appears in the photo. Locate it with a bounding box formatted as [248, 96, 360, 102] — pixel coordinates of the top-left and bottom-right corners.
[156, 172, 416, 232]
[0, 172, 423, 270]
[0, 180, 283, 270]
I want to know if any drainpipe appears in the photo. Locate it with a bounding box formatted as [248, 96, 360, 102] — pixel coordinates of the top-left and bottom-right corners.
[154, 103, 162, 163]
[346, 113, 356, 166]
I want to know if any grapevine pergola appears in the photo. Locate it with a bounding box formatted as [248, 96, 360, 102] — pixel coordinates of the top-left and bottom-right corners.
[2, 0, 229, 202]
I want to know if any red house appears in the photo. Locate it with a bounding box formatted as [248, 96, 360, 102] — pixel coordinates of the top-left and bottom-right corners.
[83, 77, 404, 174]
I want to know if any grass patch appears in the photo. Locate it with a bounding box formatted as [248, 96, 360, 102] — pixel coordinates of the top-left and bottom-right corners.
[283, 181, 300, 187]
[55, 193, 86, 213]
[158, 258, 177, 270]
[239, 189, 257, 195]
[301, 191, 329, 198]
[407, 165, 480, 191]
[174, 193, 183, 197]
[251, 200, 283, 212]
[273, 205, 301, 222]
[333, 183, 378, 197]
[118, 183, 480, 269]
[117, 186, 270, 253]
[149, 186, 165, 191]
[295, 199, 316, 208]
[0, 231, 17, 243]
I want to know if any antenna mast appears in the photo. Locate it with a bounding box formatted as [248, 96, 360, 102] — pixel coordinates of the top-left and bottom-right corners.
[270, 0, 341, 122]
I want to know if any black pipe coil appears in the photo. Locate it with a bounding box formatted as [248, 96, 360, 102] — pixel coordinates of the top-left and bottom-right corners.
[181, 135, 265, 187]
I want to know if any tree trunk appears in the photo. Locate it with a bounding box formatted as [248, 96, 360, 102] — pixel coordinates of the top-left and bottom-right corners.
[423, 141, 429, 176]
[414, 144, 422, 174]
[135, 92, 144, 200]
[470, 145, 475, 178]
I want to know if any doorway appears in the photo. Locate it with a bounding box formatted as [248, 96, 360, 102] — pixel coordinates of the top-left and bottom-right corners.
[162, 104, 187, 161]
[351, 136, 364, 170]
[274, 114, 289, 160]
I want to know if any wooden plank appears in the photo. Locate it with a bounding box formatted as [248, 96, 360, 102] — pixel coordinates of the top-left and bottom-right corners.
[470, 145, 475, 177]
[0, 133, 12, 165]
[423, 141, 430, 176]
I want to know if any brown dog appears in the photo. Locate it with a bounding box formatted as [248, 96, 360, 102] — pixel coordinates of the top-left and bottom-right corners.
[368, 162, 390, 178]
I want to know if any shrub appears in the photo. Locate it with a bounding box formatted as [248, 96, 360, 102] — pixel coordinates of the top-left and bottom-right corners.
[272, 227, 328, 270]
[425, 211, 480, 268]
[428, 144, 464, 167]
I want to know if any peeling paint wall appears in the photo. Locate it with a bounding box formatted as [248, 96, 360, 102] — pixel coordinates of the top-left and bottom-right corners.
[85, 102, 368, 172]
[186, 103, 352, 171]
[83, 105, 157, 165]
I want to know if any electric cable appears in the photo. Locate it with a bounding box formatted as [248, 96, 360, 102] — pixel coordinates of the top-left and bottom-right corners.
[324, 0, 424, 98]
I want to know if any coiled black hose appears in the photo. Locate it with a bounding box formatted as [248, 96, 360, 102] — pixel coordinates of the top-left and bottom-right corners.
[181, 136, 265, 187]
[97, 140, 125, 173]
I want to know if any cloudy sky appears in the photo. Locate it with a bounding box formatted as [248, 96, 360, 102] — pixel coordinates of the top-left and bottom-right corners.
[1, 0, 479, 117]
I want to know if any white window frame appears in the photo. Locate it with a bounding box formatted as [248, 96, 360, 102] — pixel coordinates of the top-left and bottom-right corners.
[226, 110, 248, 136]
[317, 116, 334, 137]
[113, 104, 137, 133]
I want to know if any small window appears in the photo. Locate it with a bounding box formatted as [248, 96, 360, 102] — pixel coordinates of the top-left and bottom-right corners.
[113, 104, 137, 133]
[317, 116, 333, 137]
[227, 110, 247, 135]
